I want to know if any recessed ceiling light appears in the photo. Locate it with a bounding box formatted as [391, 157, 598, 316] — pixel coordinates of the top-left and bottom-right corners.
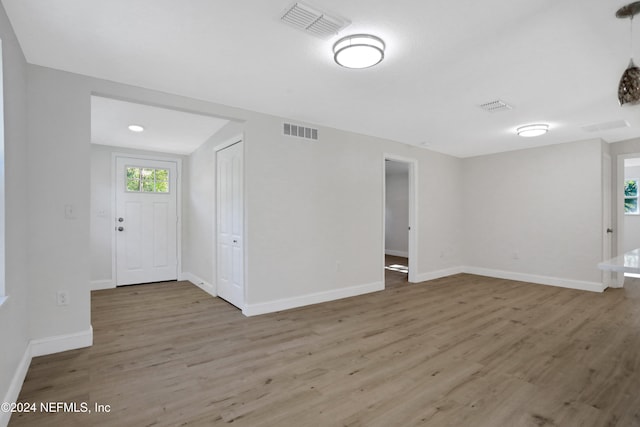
[128, 124, 145, 132]
[516, 124, 549, 137]
[333, 34, 385, 69]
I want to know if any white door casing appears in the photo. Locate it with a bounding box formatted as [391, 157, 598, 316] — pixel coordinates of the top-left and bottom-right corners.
[115, 156, 178, 286]
[216, 141, 244, 308]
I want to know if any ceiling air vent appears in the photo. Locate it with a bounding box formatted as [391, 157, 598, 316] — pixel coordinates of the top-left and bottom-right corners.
[280, 2, 349, 39]
[581, 120, 629, 133]
[283, 122, 318, 141]
[478, 99, 513, 113]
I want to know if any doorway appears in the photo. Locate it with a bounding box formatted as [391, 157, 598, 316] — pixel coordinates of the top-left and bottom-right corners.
[215, 138, 245, 309]
[114, 155, 180, 286]
[383, 155, 417, 287]
[617, 154, 640, 282]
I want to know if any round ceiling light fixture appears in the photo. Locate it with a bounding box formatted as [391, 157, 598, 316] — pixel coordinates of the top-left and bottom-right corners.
[128, 124, 145, 132]
[516, 124, 549, 137]
[333, 34, 385, 69]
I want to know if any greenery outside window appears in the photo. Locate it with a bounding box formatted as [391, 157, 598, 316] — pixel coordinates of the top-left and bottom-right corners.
[126, 167, 169, 193]
[625, 179, 638, 215]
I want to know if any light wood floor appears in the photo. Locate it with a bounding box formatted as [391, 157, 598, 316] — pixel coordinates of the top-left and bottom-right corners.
[9, 273, 640, 426]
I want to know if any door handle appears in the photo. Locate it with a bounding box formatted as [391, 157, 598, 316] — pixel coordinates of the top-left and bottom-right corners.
[233, 239, 238, 243]
[117, 226, 124, 232]
[606, 228, 613, 233]
[118, 217, 124, 222]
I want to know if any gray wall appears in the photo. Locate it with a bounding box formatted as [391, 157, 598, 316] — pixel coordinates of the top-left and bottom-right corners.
[462, 139, 604, 283]
[0, 1, 30, 415]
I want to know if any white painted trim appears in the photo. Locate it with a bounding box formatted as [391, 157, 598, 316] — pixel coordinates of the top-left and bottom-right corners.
[90, 279, 115, 291]
[383, 154, 418, 285]
[213, 135, 246, 309]
[242, 281, 384, 317]
[463, 266, 606, 293]
[183, 272, 217, 297]
[111, 153, 183, 286]
[30, 326, 93, 357]
[0, 344, 31, 427]
[0, 295, 7, 308]
[385, 249, 409, 258]
[414, 266, 465, 283]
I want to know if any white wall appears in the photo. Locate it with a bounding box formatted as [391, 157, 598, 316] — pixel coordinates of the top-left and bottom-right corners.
[385, 163, 409, 257]
[623, 164, 640, 252]
[0, 1, 30, 422]
[89, 144, 188, 287]
[244, 122, 464, 307]
[462, 139, 604, 286]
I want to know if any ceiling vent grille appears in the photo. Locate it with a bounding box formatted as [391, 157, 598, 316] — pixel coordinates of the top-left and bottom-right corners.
[581, 120, 629, 133]
[283, 122, 318, 141]
[280, 2, 349, 39]
[478, 99, 513, 113]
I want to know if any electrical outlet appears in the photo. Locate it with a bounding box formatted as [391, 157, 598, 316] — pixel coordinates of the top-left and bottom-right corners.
[56, 290, 69, 306]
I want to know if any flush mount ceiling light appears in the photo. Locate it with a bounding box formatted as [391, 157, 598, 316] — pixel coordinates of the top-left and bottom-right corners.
[333, 34, 385, 69]
[516, 124, 549, 137]
[617, 2, 640, 106]
[128, 124, 145, 132]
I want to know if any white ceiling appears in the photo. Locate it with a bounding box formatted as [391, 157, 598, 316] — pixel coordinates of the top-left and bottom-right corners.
[4, 0, 640, 157]
[90, 96, 230, 155]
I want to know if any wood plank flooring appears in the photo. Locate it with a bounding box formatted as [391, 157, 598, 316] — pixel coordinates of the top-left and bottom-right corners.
[9, 272, 640, 426]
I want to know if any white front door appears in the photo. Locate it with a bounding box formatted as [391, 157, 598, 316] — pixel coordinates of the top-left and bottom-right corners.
[216, 142, 244, 308]
[115, 157, 178, 286]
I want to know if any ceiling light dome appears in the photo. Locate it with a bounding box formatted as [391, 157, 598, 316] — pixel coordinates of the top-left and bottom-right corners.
[516, 124, 549, 137]
[128, 124, 145, 132]
[333, 34, 385, 69]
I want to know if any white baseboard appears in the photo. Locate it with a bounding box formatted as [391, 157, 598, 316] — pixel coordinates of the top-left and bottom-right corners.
[1, 326, 94, 427]
[243, 281, 384, 317]
[90, 279, 115, 291]
[463, 266, 606, 293]
[414, 266, 465, 283]
[30, 326, 93, 357]
[183, 272, 217, 298]
[0, 344, 32, 427]
[385, 249, 409, 258]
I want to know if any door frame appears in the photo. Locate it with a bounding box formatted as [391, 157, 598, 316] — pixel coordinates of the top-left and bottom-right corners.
[383, 154, 418, 285]
[614, 152, 640, 287]
[111, 152, 183, 286]
[213, 135, 247, 310]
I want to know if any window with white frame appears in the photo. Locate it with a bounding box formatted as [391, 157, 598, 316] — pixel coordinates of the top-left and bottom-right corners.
[625, 179, 639, 215]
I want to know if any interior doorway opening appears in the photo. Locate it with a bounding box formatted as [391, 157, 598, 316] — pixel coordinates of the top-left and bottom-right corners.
[383, 155, 417, 288]
[621, 155, 640, 279]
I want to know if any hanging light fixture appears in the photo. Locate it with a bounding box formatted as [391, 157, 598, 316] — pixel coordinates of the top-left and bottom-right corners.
[333, 34, 385, 69]
[617, 2, 640, 106]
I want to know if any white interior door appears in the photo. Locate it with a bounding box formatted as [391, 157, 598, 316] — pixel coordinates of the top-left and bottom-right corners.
[602, 153, 612, 286]
[216, 142, 244, 309]
[115, 157, 178, 286]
